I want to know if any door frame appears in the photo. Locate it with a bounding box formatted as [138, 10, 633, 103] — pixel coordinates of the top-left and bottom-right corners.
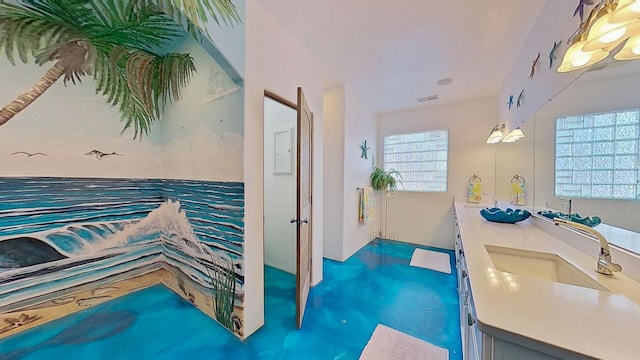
[263, 89, 314, 329]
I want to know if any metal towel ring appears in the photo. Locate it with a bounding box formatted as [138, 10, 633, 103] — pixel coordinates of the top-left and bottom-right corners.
[511, 174, 525, 185]
[469, 174, 481, 184]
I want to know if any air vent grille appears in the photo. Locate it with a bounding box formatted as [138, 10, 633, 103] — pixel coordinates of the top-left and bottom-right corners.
[417, 95, 439, 102]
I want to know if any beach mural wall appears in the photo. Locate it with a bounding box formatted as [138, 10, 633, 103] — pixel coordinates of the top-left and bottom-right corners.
[0, 0, 245, 338]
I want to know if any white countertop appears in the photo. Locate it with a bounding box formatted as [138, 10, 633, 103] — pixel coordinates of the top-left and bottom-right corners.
[455, 202, 640, 360]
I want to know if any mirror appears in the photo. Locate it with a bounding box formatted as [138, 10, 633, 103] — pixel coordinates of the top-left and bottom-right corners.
[495, 118, 535, 210]
[497, 58, 640, 253]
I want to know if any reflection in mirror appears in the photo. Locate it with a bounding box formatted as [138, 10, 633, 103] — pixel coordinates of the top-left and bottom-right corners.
[495, 118, 535, 209]
[528, 59, 640, 254]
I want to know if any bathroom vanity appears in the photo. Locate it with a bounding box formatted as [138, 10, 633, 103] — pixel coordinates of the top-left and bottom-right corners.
[454, 202, 640, 360]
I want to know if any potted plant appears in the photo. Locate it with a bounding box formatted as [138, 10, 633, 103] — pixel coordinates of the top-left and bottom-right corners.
[370, 167, 402, 192]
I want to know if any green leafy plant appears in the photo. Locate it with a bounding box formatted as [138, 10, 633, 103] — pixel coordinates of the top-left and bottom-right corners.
[209, 252, 236, 332]
[0, 0, 240, 139]
[370, 166, 403, 192]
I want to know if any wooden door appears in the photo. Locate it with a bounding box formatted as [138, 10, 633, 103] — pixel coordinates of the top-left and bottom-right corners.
[295, 87, 312, 329]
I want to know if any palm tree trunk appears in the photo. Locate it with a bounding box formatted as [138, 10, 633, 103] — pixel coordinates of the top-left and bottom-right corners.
[0, 62, 65, 127]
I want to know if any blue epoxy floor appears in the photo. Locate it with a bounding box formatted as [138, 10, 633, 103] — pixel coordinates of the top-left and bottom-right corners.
[0, 240, 462, 359]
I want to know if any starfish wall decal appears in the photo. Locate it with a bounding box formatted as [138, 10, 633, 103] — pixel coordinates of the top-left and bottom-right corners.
[360, 140, 370, 159]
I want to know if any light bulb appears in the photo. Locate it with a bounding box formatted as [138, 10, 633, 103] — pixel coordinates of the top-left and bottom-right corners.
[600, 26, 628, 43]
[571, 52, 593, 67]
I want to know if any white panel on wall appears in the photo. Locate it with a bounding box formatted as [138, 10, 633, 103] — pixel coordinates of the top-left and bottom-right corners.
[263, 97, 297, 274]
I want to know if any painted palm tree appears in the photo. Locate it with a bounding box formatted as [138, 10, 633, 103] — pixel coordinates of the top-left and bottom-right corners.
[0, 0, 239, 138]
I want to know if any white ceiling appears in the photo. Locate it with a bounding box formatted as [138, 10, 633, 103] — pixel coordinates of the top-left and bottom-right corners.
[256, 0, 547, 114]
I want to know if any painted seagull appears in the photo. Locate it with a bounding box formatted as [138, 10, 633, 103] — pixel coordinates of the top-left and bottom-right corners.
[84, 150, 122, 160]
[11, 151, 47, 157]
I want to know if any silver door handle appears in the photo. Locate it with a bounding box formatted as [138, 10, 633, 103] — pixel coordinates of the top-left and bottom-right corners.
[290, 218, 309, 224]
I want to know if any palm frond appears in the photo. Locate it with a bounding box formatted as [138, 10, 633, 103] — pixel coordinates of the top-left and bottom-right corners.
[130, 0, 241, 41]
[85, 0, 182, 52]
[95, 48, 195, 139]
[0, 2, 83, 65]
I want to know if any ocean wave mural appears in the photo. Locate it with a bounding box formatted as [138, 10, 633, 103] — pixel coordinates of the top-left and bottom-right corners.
[0, 177, 245, 336]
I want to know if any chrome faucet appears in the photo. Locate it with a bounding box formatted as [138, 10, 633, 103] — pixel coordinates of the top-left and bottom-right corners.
[553, 218, 622, 276]
[561, 197, 572, 217]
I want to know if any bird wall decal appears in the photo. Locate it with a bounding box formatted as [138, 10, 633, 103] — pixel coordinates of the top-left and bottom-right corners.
[508, 95, 514, 110]
[574, 0, 595, 23]
[11, 151, 47, 157]
[517, 89, 525, 108]
[549, 41, 561, 69]
[529, 52, 541, 80]
[84, 150, 122, 160]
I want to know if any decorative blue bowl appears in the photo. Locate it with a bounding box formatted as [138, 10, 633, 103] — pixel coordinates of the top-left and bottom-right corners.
[480, 207, 531, 224]
[536, 210, 601, 227]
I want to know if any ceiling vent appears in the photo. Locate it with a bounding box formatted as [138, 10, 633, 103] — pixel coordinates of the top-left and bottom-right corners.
[417, 95, 439, 102]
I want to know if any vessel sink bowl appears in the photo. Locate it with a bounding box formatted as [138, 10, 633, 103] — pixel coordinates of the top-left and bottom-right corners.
[485, 245, 608, 292]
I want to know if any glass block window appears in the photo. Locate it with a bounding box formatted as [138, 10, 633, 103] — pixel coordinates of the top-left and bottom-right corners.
[555, 109, 640, 199]
[383, 130, 448, 192]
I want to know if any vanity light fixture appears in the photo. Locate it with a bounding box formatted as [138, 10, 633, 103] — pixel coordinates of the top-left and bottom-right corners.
[610, 0, 640, 23]
[582, 2, 638, 52]
[558, 0, 640, 72]
[486, 124, 505, 144]
[615, 33, 640, 59]
[502, 127, 525, 143]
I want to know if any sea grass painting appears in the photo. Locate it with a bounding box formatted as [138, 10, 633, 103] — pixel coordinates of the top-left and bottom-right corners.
[0, 0, 246, 339]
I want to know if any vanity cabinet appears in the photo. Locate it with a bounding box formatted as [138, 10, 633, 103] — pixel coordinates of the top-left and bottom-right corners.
[454, 208, 564, 360]
[455, 214, 485, 360]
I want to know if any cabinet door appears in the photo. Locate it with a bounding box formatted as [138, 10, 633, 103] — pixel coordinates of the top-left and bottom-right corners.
[466, 308, 481, 360]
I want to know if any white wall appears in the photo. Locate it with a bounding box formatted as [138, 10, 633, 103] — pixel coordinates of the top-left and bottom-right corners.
[534, 71, 640, 233]
[263, 97, 297, 273]
[322, 85, 378, 261]
[378, 97, 497, 249]
[243, 0, 327, 337]
[323, 86, 346, 260]
[342, 88, 378, 259]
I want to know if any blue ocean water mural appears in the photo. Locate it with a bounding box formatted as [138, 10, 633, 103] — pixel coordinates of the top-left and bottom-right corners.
[0, 177, 245, 335]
